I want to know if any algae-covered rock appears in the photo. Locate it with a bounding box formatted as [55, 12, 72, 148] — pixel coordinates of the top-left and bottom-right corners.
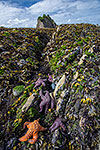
[44, 24, 100, 149]
[0, 23, 100, 150]
[13, 85, 25, 96]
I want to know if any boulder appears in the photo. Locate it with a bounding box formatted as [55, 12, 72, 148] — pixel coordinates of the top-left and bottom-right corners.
[13, 85, 25, 96]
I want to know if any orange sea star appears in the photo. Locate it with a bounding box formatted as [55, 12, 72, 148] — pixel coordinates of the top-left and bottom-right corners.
[19, 118, 47, 144]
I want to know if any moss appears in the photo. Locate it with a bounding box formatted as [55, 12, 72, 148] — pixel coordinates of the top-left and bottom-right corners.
[25, 83, 34, 91]
[26, 57, 35, 66]
[44, 111, 55, 126]
[84, 37, 89, 42]
[75, 88, 80, 94]
[0, 69, 4, 75]
[76, 40, 83, 46]
[35, 36, 40, 43]
[79, 84, 83, 92]
[82, 79, 87, 83]
[2, 31, 10, 36]
[61, 45, 66, 50]
[57, 140, 62, 145]
[79, 68, 83, 73]
[85, 50, 95, 57]
[13, 85, 25, 93]
[92, 81, 99, 87]
[85, 72, 91, 76]
[90, 68, 95, 74]
[13, 43, 18, 48]
[72, 61, 78, 67]
[66, 65, 72, 71]
[21, 98, 27, 106]
[27, 107, 39, 118]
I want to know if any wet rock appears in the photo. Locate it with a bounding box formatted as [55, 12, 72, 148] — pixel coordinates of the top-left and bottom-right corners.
[17, 59, 26, 67]
[0, 147, 3, 150]
[74, 99, 80, 113]
[53, 74, 66, 97]
[7, 137, 17, 149]
[99, 131, 100, 150]
[73, 71, 79, 80]
[88, 105, 96, 117]
[63, 47, 80, 62]
[22, 94, 36, 112]
[88, 45, 95, 53]
[56, 89, 69, 115]
[52, 129, 59, 145]
[1, 51, 10, 57]
[78, 54, 87, 65]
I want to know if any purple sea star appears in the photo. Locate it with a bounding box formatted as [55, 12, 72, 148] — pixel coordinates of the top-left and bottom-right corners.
[34, 77, 47, 88]
[48, 74, 53, 82]
[49, 117, 66, 132]
[39, 90, 54, 114]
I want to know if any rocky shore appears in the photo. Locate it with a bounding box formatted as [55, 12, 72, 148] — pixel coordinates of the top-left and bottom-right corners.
[0, 23, 100, 150]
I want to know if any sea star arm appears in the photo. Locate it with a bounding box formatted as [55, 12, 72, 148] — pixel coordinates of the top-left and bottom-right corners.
[50, 117, 66, 132]
[49, 122, 56, 131]
[39, 103, 43, 112]
[35, 78, 39, 84]
[48, 74, 53, 82]
[34, 82, 40, 88]
[51, 122, 59, 132]
[51, 98, 54, 109]
[28, 133, 38, 144]
[34, 78, 41, 88]
[45, 102, 49, 114]
[19, 129, 32, 142]
[39, 126, 47, 131]
[19, 135, 28, 142]
[37, 118, 40, 121]
[43, 79, 47, 81]
[41, 81, 46, 86]
[23, 122, 31, 129]
[39, 90, 45, 100]
[60, 122, 66, 131]
[39, 100, 46, 112]
[39, 90, 47, 112]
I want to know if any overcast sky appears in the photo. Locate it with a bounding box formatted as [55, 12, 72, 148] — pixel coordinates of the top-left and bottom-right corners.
[0, 0, 100, 27]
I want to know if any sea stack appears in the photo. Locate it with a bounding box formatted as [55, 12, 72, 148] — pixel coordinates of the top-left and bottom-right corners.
[36, 14, 57, 28]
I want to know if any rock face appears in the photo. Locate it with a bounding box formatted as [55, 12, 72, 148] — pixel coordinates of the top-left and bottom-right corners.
[36, 14, 57, 28]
